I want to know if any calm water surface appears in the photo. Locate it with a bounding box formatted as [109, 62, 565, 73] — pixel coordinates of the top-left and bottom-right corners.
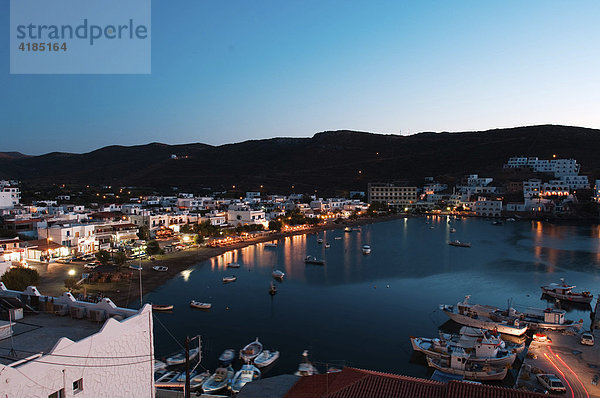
[146, 217, 600, 379]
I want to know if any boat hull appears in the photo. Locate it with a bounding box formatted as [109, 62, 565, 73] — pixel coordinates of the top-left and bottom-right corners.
[410, 337, 516, 366]
[541, 288, 593, 304]
[426, 357, 507, 381]
[443, 310, 528, 336]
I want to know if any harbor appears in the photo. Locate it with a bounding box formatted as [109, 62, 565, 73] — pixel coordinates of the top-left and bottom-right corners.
[147, 216, 600, 396]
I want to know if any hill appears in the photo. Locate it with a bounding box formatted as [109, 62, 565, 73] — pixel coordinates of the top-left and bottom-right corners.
[1, 125, 599, 194]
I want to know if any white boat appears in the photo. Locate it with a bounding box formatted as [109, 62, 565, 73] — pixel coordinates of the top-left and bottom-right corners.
[219, 348, 236, 364]
[440, 327, 525, 353]
[230, 364, 261, 393]
[362, 244, 371, 254]
[426, 350, 507, 381]
[317, 238, 324, 244]
[541, 278, 593, 304]
[165, 347, 199, 366]
[264, 242, 278, 248]
[239, 338, 263, 362]
[190, 301, 211, 309]
[152, 304, 174, 311]
[202, 366, 234, 393]
[448, 240, 471, 248]
[450, 228, 456, 233]
[409, 335, 516, 366]
[325, 243, 331, 248]
[152, 265, 168, 272]
[334, 237, 342, 240]
[190, 371, 211, 391]
[294, 350, 319, 376]
[509, 306, 583, 331]
[227, 262, 241, 268]
[154, 359, 167, 372]
[272, 269, 285, 280]
[254, 350, 280, 368]
[304, 256, 325, 265]
[223, 275, 237, 283]
[440, 296, 528, 336]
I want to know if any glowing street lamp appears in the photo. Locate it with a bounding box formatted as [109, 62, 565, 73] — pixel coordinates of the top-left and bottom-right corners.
[68, 269, 76, 276]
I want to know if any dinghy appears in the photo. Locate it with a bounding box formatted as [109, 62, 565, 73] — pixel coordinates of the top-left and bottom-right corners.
[202, 366, 234, 393]
[230, 364, 261, 393]
[218, 348, 236, 365]
[254, 350, 280, 368]
[190, 301, 211, 310]
[239, 338, 263, 362]
[166, 347, 199, 366]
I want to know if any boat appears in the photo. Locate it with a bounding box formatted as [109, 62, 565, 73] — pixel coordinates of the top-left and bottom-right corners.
[304, 256, 325, 265]
[450, 228, 456, 233]
[269, 281, 277, 295]
[325, 243, 331, 248]
[272, 269, 285, 280]
[294, 350, 319, 376]
[230, 364, 261, 393]
[190, 371, 211, 391]
[165, 347, 199, 366]
[409, 335, 516, 366]
[152, 265, 168, 272]
[239, 338, 263, 362]
[506, 218, 516, 222]
[507, 306, 583, 331]
[219, 348, 236, 365]
[492, 221, 503, 226]
[426, 350, 507, 381]
[254, 350, 280, 368]
[155, 370, 176, 383]
[227, 262, 241, 268]
[172, 370, 198, 382]
[190, 301, 211, 310]
[223, 275, 237, 283]
[362, 244, 371, 254]
[440, 296, 528, 336]
[201, 366, 234, 393]
[334, 237, 342, 240]
[541, 278, 593, 304]
[154, 359, 167, 372]
[344, 227, 352, 233]
[152, 304, 174, 311]
[317, 238, 324, 244]
[448, 240, 471, 248]
[440, 327, 525, 353]
[264, 242, 278, 248]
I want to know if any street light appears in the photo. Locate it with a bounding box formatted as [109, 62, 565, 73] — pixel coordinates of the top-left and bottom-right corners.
[68, 269, 76, 276]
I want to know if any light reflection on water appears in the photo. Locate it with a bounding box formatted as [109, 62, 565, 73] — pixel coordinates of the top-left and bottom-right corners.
[148, 218, 600, 381]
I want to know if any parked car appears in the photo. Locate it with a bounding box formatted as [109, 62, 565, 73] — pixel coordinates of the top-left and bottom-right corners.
[536, 374, 566, 394]
[55, 258, 71, 264]
[84, 263, 99, 269]
[580, 333, 595, 346]
[129, 264, 143, 271]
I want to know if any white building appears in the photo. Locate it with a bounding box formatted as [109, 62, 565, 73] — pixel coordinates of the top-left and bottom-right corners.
[227, 205, 267, 228]
[504, 157, 581, 177]
[0, 186, 20, 209]
[523, 179, 542, 199]
[473, 198, 503, 217]
[368, 183, 418, 209]
[0, 284, 154, 398]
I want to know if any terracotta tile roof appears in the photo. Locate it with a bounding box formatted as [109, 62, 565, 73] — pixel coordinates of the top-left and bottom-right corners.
[284, 368, 547, 398]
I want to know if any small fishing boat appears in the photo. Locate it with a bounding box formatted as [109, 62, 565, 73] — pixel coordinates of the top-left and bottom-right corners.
[362, 244, 371, 254]
[202, 366, 234, 393]
[264, 242, 278, 248]
[540, 278, 593, 304]
[448, 240, 471, 248]
[450, 228, 456, 233]
[492, 220, 503, 226]
[304, 256, 325, 265]
[190, 301, 211, 310]
[269, 281, 277, 295]
[334, 237, 342, 240]
[172, 370, 198, 382]
[230, 364, 261, 393]
[190, 371, 211, 391]
[426, 351, 507, 381]
[325, 243, 331, 248]
[240, 338, 263, 362]
[152, 265, 168, 272]
[272, 269, 285, 280]
[317, 238, 324, 244]
[409, 335, 516, 366]
[219, 348, 236, 365]
[223, 275, 237, 283]
[166, 347, 199, 366]
[294, 350, 319, 376]
[152, 304, 174, 311]
[344, 227, 352, 233]
[227, 262, 241, 268]
[254, 350, 280, 368]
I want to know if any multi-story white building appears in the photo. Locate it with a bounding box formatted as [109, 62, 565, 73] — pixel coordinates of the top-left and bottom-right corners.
[227, 205, 267, 228]
[38, 222, 139, 254]
[0, 186, 20, 209]
[368, 183, 418, 209]
[472, 198, 503, 217]
[504, 157, 581, 177]
[523, 179, 542, 199]
[0, 284, 154, 398]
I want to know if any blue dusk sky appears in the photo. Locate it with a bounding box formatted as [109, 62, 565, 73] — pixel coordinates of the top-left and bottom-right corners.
[1, 1, 600, 155]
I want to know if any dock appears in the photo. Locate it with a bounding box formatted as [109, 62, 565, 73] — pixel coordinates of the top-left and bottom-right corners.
[514, 330, 600, 397]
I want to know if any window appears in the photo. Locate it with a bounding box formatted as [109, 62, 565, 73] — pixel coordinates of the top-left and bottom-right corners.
[73, 378, 83, 393]
[49, 389, 65, 398]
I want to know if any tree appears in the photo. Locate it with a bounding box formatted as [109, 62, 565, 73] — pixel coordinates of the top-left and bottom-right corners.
[113, 251, 127, 268]
[145, 240, 161, 255]
[137, 226, 150, 241]
[194, 234, 204, 244]
[269, 220, 283, 231]
[1, 267, 40, 291]
[95, 250, 111, 265]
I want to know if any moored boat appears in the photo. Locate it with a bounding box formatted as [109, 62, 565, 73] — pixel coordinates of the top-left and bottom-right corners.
[227, 262, 241, 268]
[190, 371, 211, 391]
[240, 337, 263, 362]
[450, 228, 456, 233]
[202, 366, 234, 393]
[304, 256, 325, 265]
[218, 348, 236, 365]
[152, 304, 174, 311]
[344, 227, 352, 233]
[223, 275, 237, 283]
[230, 364, 261, 393]
[272, 269, 285, 280]
[426, 351, 507, 381]
[448, 240, 471, 248]
[409, 335, 516, 366]
[294, 350, 319, 376]
[362, 244, 371, 254]
[190, 300, 211, 310]
[264, 242, 278, 248]
[254, 350, 280, 368]
[541, 278, 593, 304]
[166, 347, 199, 366]
[317, 238, 324, 244]
[152, 265, 168, 272]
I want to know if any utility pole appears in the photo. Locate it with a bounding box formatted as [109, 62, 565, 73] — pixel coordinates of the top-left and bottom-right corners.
[185, 336, 190, 398]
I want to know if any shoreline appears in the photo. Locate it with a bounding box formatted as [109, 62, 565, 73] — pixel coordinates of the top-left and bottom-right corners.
[70, 215, 405, 307]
